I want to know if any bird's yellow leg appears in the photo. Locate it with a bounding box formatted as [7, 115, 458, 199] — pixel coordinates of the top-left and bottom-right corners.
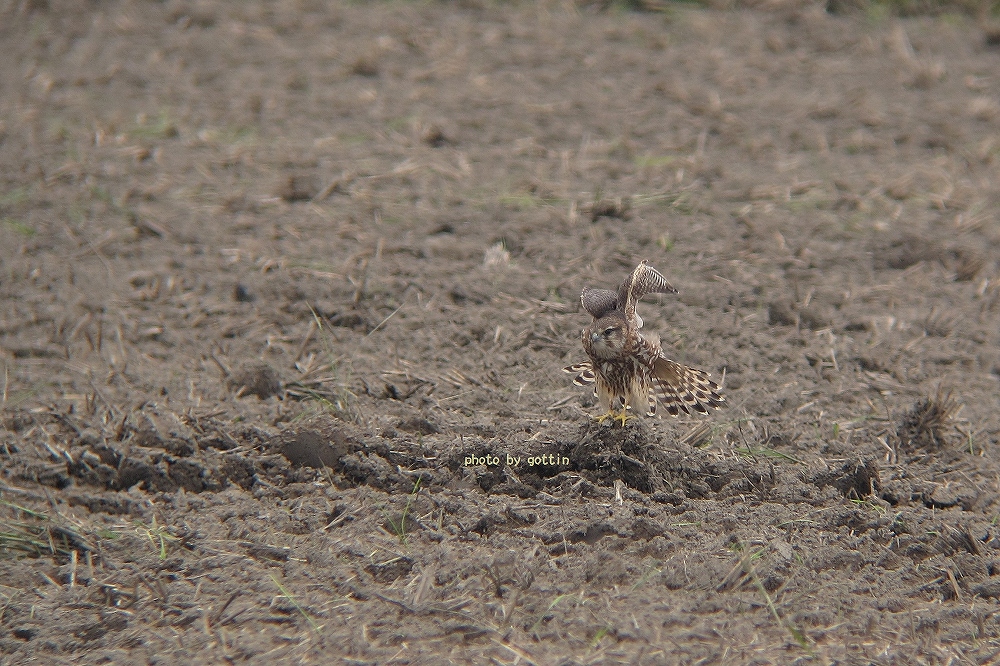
[593, 411, 616, 425]
[615, 410, 636, 426]
[593, 409, 635, 426]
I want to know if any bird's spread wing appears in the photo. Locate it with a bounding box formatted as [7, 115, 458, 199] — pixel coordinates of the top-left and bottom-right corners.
[651, 357, 724, 416]
[562, 361, 596, 386]
[618, 261, 677, 325]
[580, 287, 620, 320]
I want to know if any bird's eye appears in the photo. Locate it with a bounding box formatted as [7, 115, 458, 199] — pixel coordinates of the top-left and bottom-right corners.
[602, 327, 617, 337]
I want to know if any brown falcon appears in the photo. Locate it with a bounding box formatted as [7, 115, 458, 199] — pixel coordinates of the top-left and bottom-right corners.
[563, 261, 724, 425]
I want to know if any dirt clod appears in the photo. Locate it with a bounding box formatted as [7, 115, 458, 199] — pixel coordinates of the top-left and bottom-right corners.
[228, 361, 282, 399]
[810, 457, 881, 498]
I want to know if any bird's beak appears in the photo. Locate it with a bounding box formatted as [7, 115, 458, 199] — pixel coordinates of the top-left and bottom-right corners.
[590, 331, 600, 344]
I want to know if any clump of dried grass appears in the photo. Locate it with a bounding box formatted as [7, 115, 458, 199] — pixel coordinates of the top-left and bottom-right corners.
[586, 196, 631, 222]
[896, 387, 961, 451]
[953, 249, 986, 282]
[0, 497, 93, 561]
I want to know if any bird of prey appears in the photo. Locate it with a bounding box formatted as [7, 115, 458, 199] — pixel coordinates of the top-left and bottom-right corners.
[563, 261, 724, 425]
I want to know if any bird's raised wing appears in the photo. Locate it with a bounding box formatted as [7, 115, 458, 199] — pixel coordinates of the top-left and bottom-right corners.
[618, 261, 677, 325]
[580, 287, 620, 320]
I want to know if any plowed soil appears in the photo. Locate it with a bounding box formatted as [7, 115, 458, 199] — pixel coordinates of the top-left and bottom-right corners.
[3, 1, 1000, 664]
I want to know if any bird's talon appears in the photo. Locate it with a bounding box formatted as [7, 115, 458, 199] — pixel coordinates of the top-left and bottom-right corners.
[615, 410, 637, 427]
[593, 411, 614, 425]
[593, 410, 634, 427]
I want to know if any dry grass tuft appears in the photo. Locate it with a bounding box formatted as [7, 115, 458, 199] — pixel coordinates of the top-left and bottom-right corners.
[952, 249, 986, 282]
[586, 197, 631, 222]
[0, 498, 93, 561]
[349, 53, 380, 78]
[896, 387, 961, 451]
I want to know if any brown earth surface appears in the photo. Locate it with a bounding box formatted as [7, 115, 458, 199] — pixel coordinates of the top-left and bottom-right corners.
[3, 1, 1000, 664]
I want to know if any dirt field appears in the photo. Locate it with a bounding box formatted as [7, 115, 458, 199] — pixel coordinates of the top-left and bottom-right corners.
[3, 1, 1000, 663]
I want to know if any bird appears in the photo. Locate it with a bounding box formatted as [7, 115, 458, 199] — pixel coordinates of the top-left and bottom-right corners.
[562, 261, 724, 425]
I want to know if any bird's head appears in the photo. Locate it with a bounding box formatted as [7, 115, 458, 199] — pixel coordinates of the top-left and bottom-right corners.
[582, 314, 628, 360]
